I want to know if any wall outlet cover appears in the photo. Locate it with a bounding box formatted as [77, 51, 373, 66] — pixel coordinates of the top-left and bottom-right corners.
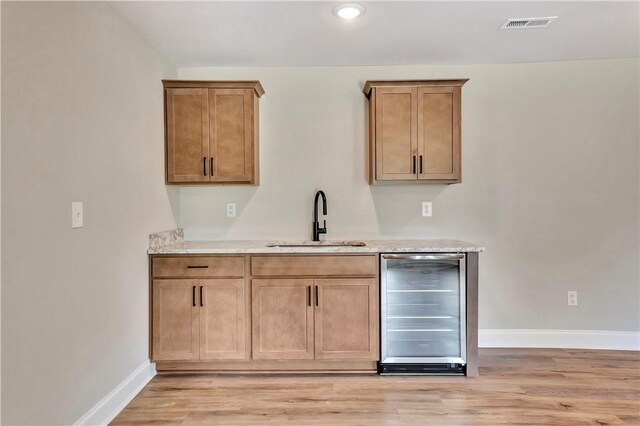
[72, 202, 83, 228]
[226, 203, 236, 218]
[422, 202, 432, 217]
[568, 291, 578, 306]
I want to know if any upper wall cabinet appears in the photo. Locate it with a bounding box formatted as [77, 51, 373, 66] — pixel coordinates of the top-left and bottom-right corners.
[363, 80, 468, 184]
[163, 80, 264, 185]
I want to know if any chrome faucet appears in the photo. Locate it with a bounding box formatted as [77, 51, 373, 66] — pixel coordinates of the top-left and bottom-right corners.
[312, 190, 327, 241]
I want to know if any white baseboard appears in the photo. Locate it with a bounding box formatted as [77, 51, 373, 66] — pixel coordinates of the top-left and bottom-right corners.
[74, 360, 156, 426]
[479, 329, 640, 351]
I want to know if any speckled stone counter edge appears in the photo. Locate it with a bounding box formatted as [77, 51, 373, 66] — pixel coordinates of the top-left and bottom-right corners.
[148, 230, 485, 254]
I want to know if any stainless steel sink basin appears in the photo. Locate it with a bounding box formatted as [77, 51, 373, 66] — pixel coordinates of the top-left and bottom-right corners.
[266, 241, 366, 248]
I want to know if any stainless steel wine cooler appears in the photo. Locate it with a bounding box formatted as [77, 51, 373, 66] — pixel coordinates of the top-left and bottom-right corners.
[380, 253, 467, 375]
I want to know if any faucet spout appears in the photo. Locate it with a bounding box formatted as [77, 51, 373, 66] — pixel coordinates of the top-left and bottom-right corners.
[314, 190, 327, 221]
[312, 190, 328, 241]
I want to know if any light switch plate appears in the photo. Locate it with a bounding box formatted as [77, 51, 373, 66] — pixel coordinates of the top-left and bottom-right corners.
[422, 202, 432, 217]
[226, 203, 236, 218]
[72, 202, 83, 228]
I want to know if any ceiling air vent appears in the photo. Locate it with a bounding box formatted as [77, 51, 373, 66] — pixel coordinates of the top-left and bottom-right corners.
[499, 16, 558, 30]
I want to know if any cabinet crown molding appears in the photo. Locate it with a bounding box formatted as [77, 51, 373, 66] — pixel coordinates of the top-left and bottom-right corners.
[363, 79, 469, 97]
[162, 80, 265, 97]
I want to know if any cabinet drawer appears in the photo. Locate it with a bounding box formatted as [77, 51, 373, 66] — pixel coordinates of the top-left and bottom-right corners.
[251, 255, 376, 277]
[153, 256, 244, 278]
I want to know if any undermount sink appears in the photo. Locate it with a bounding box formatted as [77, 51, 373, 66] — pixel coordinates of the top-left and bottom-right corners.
[266, 241, 366, 248]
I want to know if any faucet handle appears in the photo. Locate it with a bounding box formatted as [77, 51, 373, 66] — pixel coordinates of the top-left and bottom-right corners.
[322, 220, 327, 232]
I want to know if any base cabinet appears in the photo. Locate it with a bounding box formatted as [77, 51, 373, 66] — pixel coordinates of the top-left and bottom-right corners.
[152, 278, 248, 362]
[251, 278, 378, 361]
[150, 254, 379, 372]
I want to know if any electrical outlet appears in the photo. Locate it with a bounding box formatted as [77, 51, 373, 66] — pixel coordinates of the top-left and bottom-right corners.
[568, 291, 578, 306]
[71, 202, 83, 229]
[422, 202, 432, 217]
[226, 203, 236, 218]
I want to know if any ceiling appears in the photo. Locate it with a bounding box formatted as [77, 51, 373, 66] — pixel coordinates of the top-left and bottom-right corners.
[111, 1, 640, 67]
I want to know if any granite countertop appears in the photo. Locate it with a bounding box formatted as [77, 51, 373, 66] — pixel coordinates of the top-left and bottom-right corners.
[148, 229, 485, 254]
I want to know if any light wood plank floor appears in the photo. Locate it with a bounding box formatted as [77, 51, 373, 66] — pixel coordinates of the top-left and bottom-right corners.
[112, 349, 639, 425]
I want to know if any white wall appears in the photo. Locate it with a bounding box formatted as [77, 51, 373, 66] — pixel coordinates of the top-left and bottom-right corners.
[179, 58, 640, 333]
[0, 3, 3, 420]
[1, 3, 177, 424]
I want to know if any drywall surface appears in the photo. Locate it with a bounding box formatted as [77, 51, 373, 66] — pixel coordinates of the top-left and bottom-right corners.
[179, 58, 640, 333]
[0, 3, 3, 420]
[1, 2, 177, 424]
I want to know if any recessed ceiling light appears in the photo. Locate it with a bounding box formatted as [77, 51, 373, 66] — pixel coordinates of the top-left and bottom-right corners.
[333, 3, 365, 20]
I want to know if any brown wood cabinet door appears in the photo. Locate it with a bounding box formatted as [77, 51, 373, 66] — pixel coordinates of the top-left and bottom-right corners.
[165, 88, 209, 183]
[375, 87, 418, 180]
[199, 279, 248, 360]
[152, 279, 199, 361]
[209, 89, 254, 183]
[252, 279, 314, 360]
[417, 86, 461, 181]
[314, 279, 379, 360]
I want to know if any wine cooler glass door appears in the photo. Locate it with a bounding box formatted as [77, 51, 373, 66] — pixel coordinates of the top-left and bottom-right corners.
[381, 254, 466, 365]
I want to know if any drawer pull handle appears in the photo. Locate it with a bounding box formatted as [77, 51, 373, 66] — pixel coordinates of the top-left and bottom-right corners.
[307, 285, 311, 306]
[203, 157, 207, 176]
[187, 265, 209, 269]
[200, 286, 203, 307]
[192, 286, 196, 307]
[315, 286, 319, 307]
